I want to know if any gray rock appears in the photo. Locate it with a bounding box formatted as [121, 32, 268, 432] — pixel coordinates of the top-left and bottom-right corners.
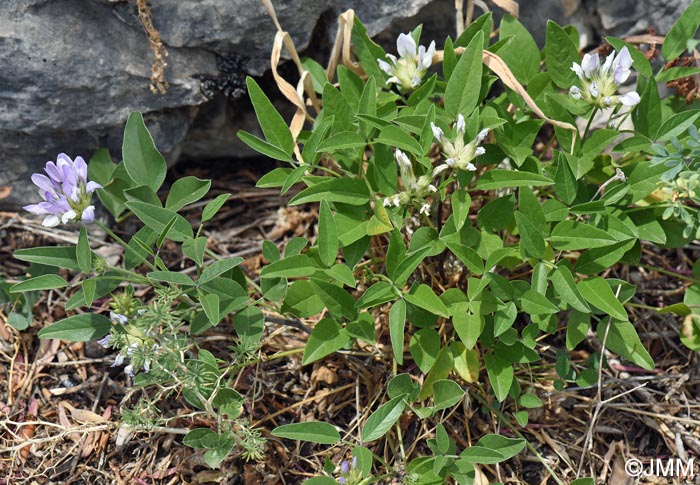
[0, 0, 434, 208]
[0, 0, 694, 209]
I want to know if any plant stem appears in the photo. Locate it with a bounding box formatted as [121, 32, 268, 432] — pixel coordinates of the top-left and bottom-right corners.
[581, 107, 599, 142]
[95, 220, 155, 270]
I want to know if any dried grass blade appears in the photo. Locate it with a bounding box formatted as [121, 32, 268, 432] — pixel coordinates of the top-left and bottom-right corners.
[491, 0, 519, 17]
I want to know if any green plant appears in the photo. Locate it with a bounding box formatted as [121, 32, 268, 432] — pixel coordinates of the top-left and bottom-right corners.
[9, 1, 700, 482]
[235, 3, 700, 483]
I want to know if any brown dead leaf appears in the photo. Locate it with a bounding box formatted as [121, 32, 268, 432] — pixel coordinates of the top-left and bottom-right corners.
[311, 365, 338, 386]
[481, 51, 578, 140]
[34, 339, 61, 374]
[0, 186, 12, 199]
[609, 455, 634, 485]
[57, 402, 80, 442]
[18, 399, 38, 463]
[62, 401, 105, 423]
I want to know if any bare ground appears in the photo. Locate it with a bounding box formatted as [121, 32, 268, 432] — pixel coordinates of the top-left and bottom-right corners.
[2, 159, 700, 484]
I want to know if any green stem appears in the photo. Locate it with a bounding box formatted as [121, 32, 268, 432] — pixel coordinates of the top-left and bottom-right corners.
[581, 107, 599, 143]
[638, 263, 699, 284]
[470, 391, 566, 485]
[627, 302, 663, 312]
[94, 220, 155, 271]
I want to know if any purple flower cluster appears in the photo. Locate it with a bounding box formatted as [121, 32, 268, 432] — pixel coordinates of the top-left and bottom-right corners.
[23, 154, 102, 227]
[338, 456, 360, 484]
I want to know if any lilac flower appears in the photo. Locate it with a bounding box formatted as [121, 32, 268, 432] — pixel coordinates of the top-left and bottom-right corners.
[377, 31, 436, 90]
[109, 312, 128, 325]
[432, 115, 487, 172]
[97, 334, 112, 348]
[338, 456, 361, 484]
[124, 365, 135, 378]
[23, 154, 102, 227]
[569, 47, 640, 108]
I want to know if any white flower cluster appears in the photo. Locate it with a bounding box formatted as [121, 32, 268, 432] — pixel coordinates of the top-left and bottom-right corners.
[382, 115, 488, 217]
[431, 114, 488, 172]
[378, 32, 435, 90]
[569, 47, 640, 108]
[383, 149, 445, 216]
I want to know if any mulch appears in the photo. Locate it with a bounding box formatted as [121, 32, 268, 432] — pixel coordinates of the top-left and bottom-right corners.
[1, 158, 700, 484]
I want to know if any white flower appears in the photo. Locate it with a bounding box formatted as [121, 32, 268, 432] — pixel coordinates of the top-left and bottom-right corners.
[383, 149, 444, 214]
[432, 164, 449, 177]
[569, 47, 640, 108]
[124, 365, 135, 378]
[430, 122, 444, 142]
[569, 85, 582, 100]
[419, 203, 431, 216]
[432, 116, 487, 171]
[377, 31, 435, 90]
[456, 114, 466, 136]
[589, 81, 599, 98]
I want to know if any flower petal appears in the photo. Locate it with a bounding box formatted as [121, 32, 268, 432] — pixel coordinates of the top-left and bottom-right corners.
[81, 205, 95, 222]
[571, 62, 584, 80]
[588, 81, 599, 98]
[377, 58, 394, 75]
[433, 164, 449, 177]
[42, 215, 60, 227]
[85, 181, 102, 193]
[57, 158, 77, 186]
[396, 33, 416, 59]
[395, 149, 411, 169]
[569, 85, 582, 99]
[456, 114, 466, 135]
[97, 335, 112, 348]
[601, 50, 615, 75]
[56, 153, 73, 165]
[430, 122, 444, 142]
[31, 174, 55, 194]
[423, 40, 436, 69]
[61, 209, 77, 224]
[23, 202, 51, 214]
[44, 161, 62, 182]
[581, 53, 600, 77]
[618, 91, 640, 106]
[73, 156, 88, 181]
